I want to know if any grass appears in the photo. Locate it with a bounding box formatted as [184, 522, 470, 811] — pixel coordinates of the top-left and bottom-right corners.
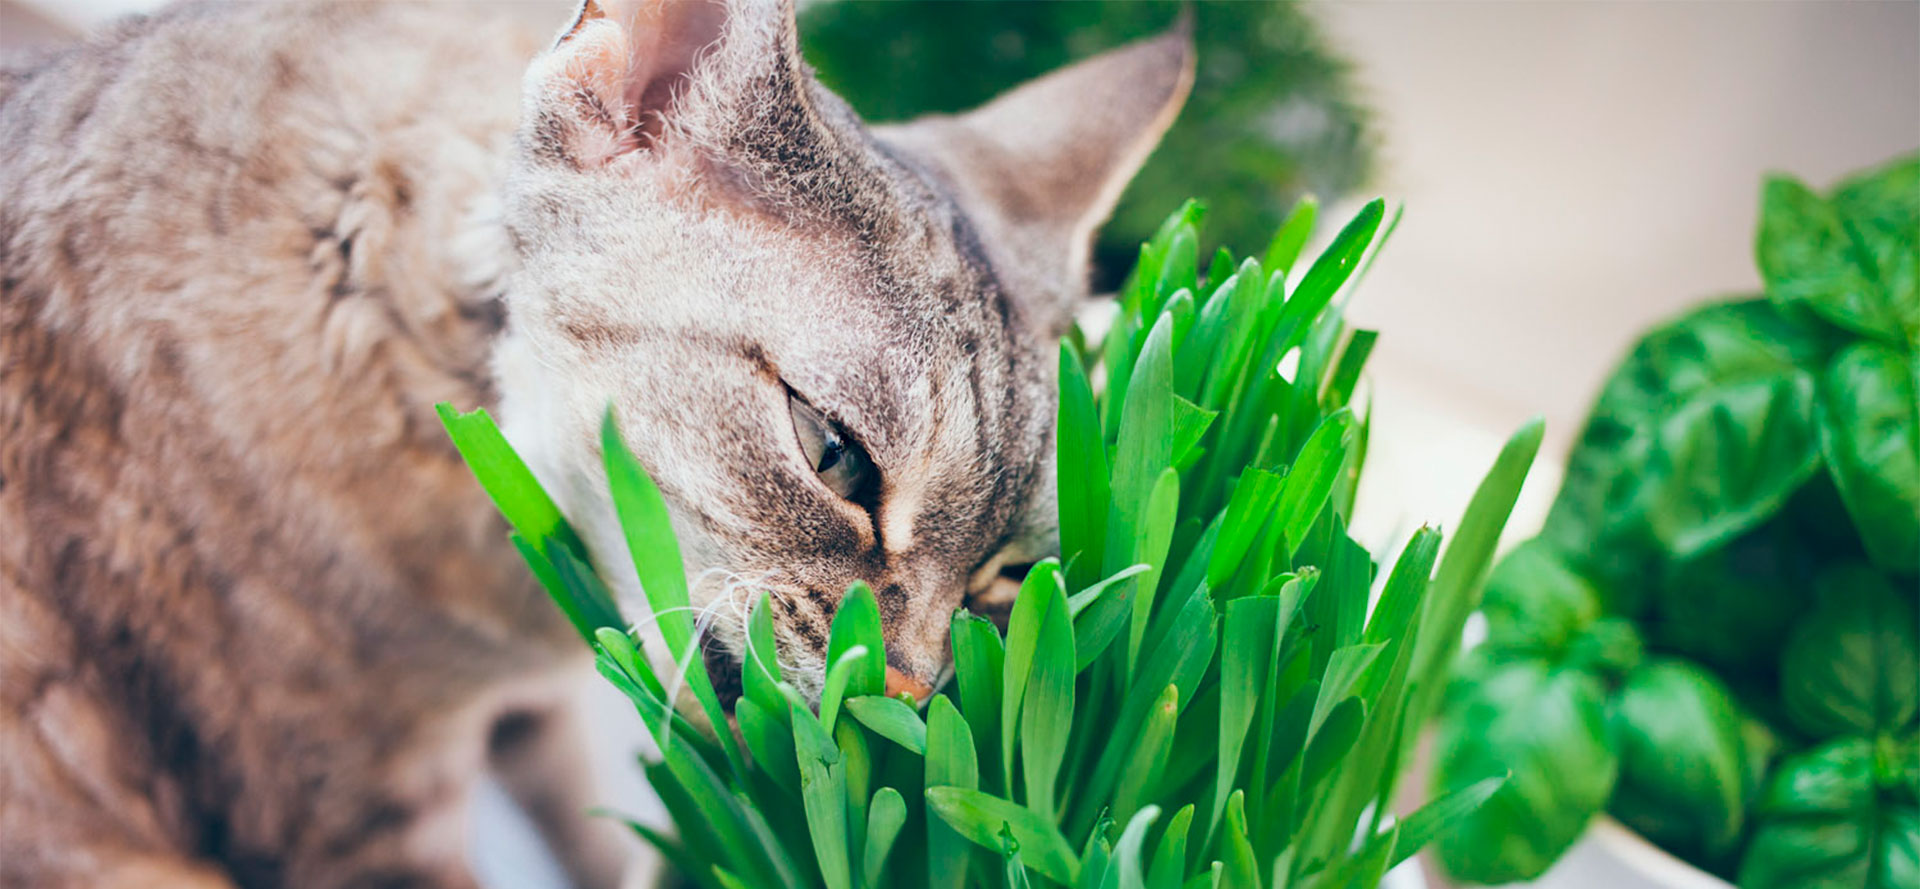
[439, 197, 1542, 889]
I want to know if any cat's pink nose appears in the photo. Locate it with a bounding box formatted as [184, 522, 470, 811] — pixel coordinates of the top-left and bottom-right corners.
[885, 666, 934, 703]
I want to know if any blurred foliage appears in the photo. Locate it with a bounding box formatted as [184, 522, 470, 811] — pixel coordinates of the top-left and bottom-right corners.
[798, 0, 1374, 287]
[1433, 152, 1920, 886]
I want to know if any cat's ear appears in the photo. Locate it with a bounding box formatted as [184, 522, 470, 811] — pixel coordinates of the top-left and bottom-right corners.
[880, 23, 1195, 331]
[522, 0, 801, 167]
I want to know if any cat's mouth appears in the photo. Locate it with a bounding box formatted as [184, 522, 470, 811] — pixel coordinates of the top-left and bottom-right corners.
[698, 562, 1039, 713]
[701, 640, 745, 711]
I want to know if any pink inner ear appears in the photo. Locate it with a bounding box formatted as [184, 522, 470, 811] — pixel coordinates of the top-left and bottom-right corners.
[618, 0, 729, 147]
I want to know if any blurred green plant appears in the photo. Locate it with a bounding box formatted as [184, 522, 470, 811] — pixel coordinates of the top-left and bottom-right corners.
[441, 196, 1544, 889]
[1432, 152, 1920, 887]
[798, 0, 1374, 288]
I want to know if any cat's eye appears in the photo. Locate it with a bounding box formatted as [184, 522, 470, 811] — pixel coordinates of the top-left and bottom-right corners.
[788, 395, 875, 503]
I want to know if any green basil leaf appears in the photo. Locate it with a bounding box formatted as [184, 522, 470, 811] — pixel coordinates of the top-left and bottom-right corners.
[1480, 540, 1605, 655]
[1740, 735, 1920, 889]
[1653, 519, 1814, 676]
[1759, 175, 1901, 344]
[1758, 155, 1920, 345]
[1608, 660, 1753, 860]
[1781, 563, 1919, 738]
[1818, 341, 1920, 575]
[1544, 298, 1825, 566]
[1829, 153, 1920, 340]
[1432, 660, 1617, 884]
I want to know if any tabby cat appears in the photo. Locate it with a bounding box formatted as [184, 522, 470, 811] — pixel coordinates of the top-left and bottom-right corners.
[0, 1, 1191, 886]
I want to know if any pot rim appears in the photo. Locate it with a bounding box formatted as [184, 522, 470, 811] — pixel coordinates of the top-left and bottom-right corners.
[1587, 816, 1736, 889]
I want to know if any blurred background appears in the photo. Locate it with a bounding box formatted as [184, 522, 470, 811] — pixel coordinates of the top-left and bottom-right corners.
[5, 2, 1913, 888]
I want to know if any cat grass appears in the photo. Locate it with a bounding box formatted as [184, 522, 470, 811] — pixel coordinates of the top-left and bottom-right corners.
[439, 198, 1543, 889]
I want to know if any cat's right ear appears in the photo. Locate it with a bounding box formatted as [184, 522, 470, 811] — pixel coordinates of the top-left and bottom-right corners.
[521, 0, 770, 168]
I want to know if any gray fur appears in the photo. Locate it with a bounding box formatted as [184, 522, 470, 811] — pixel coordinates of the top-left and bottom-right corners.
[0, 1, 1190, 884]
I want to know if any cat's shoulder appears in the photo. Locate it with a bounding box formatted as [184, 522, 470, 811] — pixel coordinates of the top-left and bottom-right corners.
[2, 2, 543, 177]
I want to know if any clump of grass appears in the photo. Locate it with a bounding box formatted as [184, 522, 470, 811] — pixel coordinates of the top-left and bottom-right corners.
[440, 197, 1542, 889]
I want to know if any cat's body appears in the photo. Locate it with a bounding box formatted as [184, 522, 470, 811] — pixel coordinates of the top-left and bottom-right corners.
[0, 2, 1190, 887]
[0, 5, 626, 887]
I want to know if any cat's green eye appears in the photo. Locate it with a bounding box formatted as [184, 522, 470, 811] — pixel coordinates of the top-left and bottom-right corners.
[788, 395, 874, 503]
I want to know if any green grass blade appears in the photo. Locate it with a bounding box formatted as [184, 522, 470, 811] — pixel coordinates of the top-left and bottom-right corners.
[1112, 684, 1180, 827]
[1324, 329, 1378, 410]
[829, 582, 887, 699]
[1107, 313, 1179, 579]
[927, 787, 1081, 886]
[1068, 564, 1151, 619]
[1077, 813, 1115, 889]
[622, 819, 724, 889]
[1072, 594, 1218, 837]
[514, 532, 616, 643]
[1113, 805, 1163, 889]
[1206, 468, 1286, 588]
[1146, 804, 1195, 889]
[435, 403, 581, 557]
[926, 696, 980, 889]
[1060, 345, 1114, 591]
[1308, 823, 1397, 889]
[1273, 410, 1356, 556]
[1312, 644, 1382, 736]
[1219, 792, 1258, 889]
[1021, 570, 1077, 819]
[438, 403, 618, 639]
[745, 592, 788, 719]
[601, 409, 745, 775]
[846, 696, 929, 755]
[1264, 195, 1320, 275]
[951, 611, 1005, 795]
[793, 705, 854, 889]
[1301, 697, 1366, 793]
[1281, 199, 1384, 338]
[819, 644, 870, 737]
[1128, 469, 1181, 677]
[1401, 419, 1545, 792]
[1386, 774, 1506, 869]
[1211, 596, 1282, 845]
[835, 717, 873, 872]
[1410, 418, 1544, 682]
[736, 696, 801, 794]
[1363, 529, 1441, 651]
[1001, 561, 1064, 793]
[863, 787, 908, 888]
[1003, 827, 1036, 889]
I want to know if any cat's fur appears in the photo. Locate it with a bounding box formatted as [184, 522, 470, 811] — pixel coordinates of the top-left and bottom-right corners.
[0, 1, 1191, 887]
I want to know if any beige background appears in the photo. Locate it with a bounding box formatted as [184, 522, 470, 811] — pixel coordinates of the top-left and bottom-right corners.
[1325, 0, 1919, 557]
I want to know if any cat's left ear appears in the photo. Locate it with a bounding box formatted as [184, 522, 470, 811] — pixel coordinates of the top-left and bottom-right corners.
[522, 0, 804, 167]
[879, 20, 1196, 333]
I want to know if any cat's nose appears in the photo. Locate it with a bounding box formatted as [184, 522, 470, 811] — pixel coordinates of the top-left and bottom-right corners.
[884, 666, 935, 703]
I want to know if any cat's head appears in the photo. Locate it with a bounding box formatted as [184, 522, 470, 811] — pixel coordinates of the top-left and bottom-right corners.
[493, 0, 1190, 704]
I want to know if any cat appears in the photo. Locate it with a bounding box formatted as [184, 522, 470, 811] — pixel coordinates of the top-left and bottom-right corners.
[0, 1, 1192, 887]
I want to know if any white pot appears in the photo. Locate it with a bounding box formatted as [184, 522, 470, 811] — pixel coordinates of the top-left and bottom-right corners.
[1498, 817, 1734, 889]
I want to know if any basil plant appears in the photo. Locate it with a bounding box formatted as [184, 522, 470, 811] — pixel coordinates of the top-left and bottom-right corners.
[1433, 152, 1920, 887]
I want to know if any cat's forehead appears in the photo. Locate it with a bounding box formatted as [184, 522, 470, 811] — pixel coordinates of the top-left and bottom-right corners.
[764, 188, 1045, 442]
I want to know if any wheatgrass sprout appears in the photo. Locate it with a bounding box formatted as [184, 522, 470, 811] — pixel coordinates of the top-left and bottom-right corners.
[440, 197, 1543, 889]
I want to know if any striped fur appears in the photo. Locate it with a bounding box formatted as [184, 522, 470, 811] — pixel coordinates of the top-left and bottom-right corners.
[0, 1, 1190, 886]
